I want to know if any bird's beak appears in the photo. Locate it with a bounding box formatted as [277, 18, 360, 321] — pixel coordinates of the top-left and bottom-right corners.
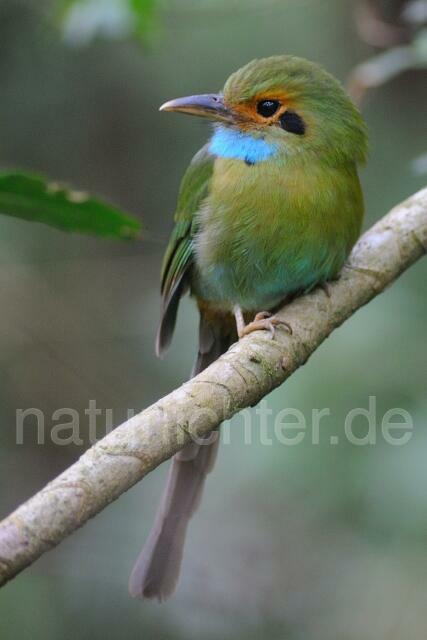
[159, 93, 232, 123]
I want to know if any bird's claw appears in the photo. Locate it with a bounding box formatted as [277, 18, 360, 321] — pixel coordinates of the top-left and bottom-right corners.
[238, 311, 293, 339]
[319, 281, 332, 298]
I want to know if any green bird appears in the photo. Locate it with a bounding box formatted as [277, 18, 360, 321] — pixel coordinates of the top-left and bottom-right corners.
[129, 55, 368, 601]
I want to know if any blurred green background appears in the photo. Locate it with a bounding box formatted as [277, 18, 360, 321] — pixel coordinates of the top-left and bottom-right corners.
[0, 1, 426, 638]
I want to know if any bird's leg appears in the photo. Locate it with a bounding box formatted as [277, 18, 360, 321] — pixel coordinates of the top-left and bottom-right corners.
[233, 305, 246, 337]
[233, 306, 292, 339]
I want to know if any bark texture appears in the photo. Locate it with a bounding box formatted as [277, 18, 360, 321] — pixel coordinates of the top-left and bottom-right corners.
[0, 187, 426, 588]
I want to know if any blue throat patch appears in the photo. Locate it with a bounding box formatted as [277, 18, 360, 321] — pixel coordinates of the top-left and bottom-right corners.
[209, 126, 278, 164]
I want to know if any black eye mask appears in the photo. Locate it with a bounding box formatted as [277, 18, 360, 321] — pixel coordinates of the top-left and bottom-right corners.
[280, 110, 306, 135]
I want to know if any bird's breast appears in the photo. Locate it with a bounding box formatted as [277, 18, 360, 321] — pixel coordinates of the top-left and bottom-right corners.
[193, 155, 363, 311]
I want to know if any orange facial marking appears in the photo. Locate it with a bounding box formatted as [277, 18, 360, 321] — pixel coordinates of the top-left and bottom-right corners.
[225, 90, 296, 128]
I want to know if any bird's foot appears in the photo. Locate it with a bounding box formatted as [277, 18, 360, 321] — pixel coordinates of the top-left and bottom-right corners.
[237, 311, 293, 339]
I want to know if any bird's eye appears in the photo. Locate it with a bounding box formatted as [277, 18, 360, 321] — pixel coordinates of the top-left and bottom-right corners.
[280, 110, 306, 135]
[256, 100, 280, 118]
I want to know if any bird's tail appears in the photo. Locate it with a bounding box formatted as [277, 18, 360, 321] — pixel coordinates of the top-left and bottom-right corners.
[128, 312, 233, 601]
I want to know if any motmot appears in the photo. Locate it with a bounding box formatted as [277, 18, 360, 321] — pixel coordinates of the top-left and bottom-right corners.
[129, 55, 368, 601]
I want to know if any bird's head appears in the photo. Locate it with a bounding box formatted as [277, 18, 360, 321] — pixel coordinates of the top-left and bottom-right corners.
[160, 55, 368, 166]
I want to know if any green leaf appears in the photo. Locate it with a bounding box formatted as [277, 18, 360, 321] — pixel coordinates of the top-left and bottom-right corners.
[130, 0, 158, 38]
[58, 0, 160, 45]
[0, 172, 141, 240]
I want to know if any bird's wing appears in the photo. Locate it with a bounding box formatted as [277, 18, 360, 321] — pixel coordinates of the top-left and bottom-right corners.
[156, 144, 215, 356]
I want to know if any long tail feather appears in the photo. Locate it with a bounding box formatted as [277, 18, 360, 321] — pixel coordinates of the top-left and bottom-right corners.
[129, 314, 232, 601]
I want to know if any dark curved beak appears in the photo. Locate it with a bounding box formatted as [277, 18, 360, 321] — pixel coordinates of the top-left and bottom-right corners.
[159, 93, 232, 123]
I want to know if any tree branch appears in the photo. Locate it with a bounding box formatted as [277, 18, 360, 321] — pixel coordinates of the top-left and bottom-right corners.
[1, 187, 426, 588]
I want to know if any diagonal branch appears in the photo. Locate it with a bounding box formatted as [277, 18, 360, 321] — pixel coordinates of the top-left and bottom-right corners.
[0, 187, 426, 588]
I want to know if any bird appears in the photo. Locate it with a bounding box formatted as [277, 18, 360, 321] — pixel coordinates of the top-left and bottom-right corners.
[129, 55, 368, 601]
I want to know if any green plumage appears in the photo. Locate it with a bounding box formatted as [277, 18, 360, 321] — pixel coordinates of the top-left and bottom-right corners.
[157, 55, 368, 354]
[133, 55, 369, 602]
